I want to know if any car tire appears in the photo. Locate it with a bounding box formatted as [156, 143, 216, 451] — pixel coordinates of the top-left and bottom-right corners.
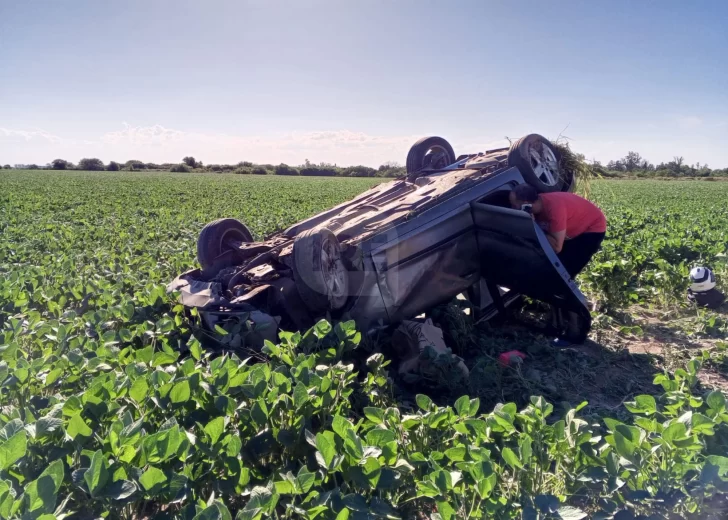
[292, 227, 349, 315]
[197, 218, 253, 271]
[406, 136, 456, 180]
[508, 134, 564, 192]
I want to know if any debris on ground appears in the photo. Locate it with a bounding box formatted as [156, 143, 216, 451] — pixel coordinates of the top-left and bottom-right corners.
[498, 350, 527, 366]
[391, 318, 470, 381]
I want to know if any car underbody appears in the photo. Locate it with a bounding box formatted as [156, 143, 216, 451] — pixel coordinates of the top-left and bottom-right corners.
[169, 134, 590, 348]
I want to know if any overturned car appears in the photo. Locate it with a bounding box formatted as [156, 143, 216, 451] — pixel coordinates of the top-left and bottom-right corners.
[169, 134, 591, 346]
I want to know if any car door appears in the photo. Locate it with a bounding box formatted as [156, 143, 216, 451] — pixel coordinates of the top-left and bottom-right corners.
[470, 201, 592, 328]
[369, 203, 481, 323]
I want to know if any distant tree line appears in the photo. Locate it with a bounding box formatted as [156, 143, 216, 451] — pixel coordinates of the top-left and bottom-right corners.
[594, 151, 728, 178]
[0, 156, 407, 177]
[3, 152, 727, 178]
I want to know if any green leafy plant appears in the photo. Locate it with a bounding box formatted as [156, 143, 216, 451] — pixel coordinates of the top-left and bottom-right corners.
[1, 171, 728, 518]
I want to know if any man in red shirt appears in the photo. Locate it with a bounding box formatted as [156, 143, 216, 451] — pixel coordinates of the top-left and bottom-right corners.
[509, 184, 607, 278]
[510, 184, 607, 346]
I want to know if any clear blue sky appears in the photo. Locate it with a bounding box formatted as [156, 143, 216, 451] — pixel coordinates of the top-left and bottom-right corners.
[1, 0, 727, 167]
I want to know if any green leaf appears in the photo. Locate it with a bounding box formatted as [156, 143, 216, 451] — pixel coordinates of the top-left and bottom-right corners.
[204, 417, 225, 445]
[297, 467, 315, 493]
[634, 417, 658, 432]
[0, 420, 23, 441]
[123, 302, 135, 321]
[477, 473, 496, 498]
[119, 328, 133, 342]
[625, 394, 656, 415]
[706, 390, 726, 411]
[35, 416, 64, 438]
[363, 407, 385, 425]
[0, 431, 27, 471]
[469, 398, 480, 417]
[293, 382, 309, 408]
[613, 432, 635, 460]
[102, 480, 137, 500]
[394, 458, 415, 474]
[84, 450, 109, 497]
[330, 416, 350, 440]
[189, 338, 203, 361]
[705, 455, 728, 476]
[62, 396, 82, 416]
[24, 460, 63, 514]
[454, 395, 470, 416]
[140, 466, 168, 494]
[274, 480, 295, 495]
[463, 419, 487, 439]
[238, 467, 251, 488]
[692, 413, 715, 435]
[194, 500, 233, 520]
[315, 432, 336, 469]
[42, 459, 64, 490]
[136, 345, 154, 364]
[362, 457, 381, 488]
[687, 358, 701, 376]
[67, 413, 93, 439]
[436, 500, 456, 520]
[662, 422, 688, 445]
[250, 400, 268, 426]
[501, 447, 522, 469]
[416, 394, 433, 411]
[416, 480, 440, 498]
[520, 435, 533, 464]
[25, 476, 57, 514]
[344, 429, 364, 460]
[214, 324, 228, 335]
[224, 435, 242, 457]
[444, 446, 467, 462]
[365, 428, 396, 447]
[45, 367, 63, 386]
[170, 380, 190, 404]
[314, 319, 332, 337]
[0, 480, 14, 518]
[142, 427, 186, 464]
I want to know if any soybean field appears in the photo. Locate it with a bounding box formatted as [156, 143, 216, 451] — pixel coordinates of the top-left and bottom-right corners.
[1, 170, 727, 520]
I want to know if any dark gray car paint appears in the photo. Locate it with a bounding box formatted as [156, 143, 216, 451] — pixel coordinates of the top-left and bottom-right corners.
[171, 157, 592, 339]
[344, 167, 591, 333]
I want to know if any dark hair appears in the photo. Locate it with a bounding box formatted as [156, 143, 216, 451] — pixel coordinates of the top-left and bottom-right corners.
[511, 184, 539, 202]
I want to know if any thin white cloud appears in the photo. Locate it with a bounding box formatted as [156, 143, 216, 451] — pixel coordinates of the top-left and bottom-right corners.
[0, 127, 94, 146]
[3, 123, 422, 166]
[0, 127, 64, 144]
[101, 122, 186, 145]
[98, 123, 418, 165]
[101, 124, 413, 149]
[675, 116, 703, 130]
[4, 123, 727, 168]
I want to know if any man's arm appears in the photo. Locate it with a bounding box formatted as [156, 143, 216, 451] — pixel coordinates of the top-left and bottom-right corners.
[541, 198, 567, 253]
[547, 229, 566, 253]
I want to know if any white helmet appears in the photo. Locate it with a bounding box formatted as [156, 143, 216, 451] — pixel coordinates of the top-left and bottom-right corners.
[690, 266, 716, 293]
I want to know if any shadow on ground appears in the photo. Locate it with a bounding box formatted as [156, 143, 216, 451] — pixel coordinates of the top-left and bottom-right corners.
[387, 300, 665, 421]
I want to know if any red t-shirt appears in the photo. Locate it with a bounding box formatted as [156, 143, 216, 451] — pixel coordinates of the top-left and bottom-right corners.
[538, 192, 606, 239]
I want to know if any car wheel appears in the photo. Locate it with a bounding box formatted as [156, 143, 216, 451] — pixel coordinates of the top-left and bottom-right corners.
[406, 136, 456, 180]
[508, 134, 564, 192]
[292, 227, 349, 315]
[197, 218, 253, 271]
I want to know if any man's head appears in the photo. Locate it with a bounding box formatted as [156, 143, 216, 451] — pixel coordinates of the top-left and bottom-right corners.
[509, 184, 541, 213]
